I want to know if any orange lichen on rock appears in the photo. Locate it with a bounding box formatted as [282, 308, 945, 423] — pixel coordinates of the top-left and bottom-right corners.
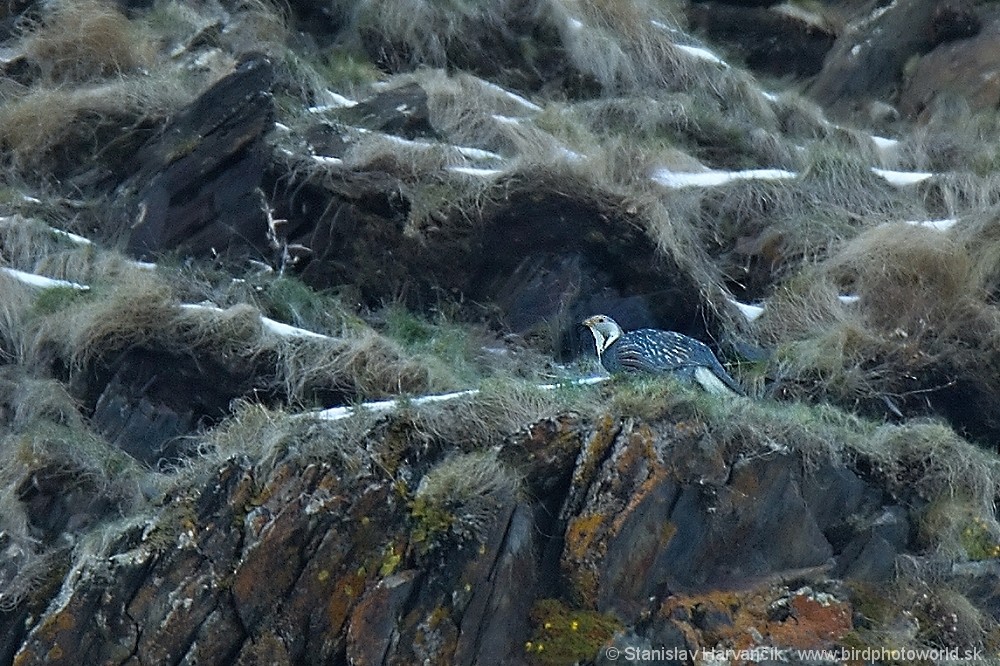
[767, 593, 853, 647]
[661, 586, 853, 662]
[564, 512, 607, 563]
[570, 413, 619, 492]
[563, 512, 606, 605]
[327, 568, 368, 631]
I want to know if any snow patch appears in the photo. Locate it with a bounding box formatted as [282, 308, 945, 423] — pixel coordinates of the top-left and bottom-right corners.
[651, 167, 797, 189]
[479, 80, 542, 112]
[313, 376, 610, 422]
[454, 145, 504, 161]
[674, 43, 728, 67]
[870, 135, 898, 151]
[49, 228, 93, 245]
[1, 267, 89, 290]
[448, 166, 505, 177]
[179, 303, 330, 340]
[728, 298, 766, 322]
[313, 90, 357, 110]
[904, 219, 957, 231]
[871, 168, 933, 186]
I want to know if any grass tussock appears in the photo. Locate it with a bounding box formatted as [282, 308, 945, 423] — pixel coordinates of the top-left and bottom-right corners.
[0, 369, 145, 601]
[32, 276, 179, 370]
[354, 0, 531, 70]
[823, 225, 980, 331]
[20, 0, 155, 83]
[275, 331, 441, 403]
[411, 449, 521, 547]
[554, 0, 701, 94]
[352, 377, 593, 465]
[902, 100, 1000, 175]
[0, 75, 196, 175]
[0, 260, 468, 404]
[195, 400, 375, 475]
[752, 223, 1000, 437]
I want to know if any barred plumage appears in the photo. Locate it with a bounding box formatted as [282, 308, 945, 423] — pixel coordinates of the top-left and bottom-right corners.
[582, 314, 744, 396]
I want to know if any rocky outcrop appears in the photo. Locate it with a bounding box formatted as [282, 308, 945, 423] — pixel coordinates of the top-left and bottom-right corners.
[807, 0, 981, 116]
[688, 2, 836, 77]
[122, 53, 275, 261]
[899, 15, 1000, 119]
[6, 399, 991, 664]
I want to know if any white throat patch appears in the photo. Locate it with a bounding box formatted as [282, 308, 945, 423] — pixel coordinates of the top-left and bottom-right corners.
[587, 325, 619, 357]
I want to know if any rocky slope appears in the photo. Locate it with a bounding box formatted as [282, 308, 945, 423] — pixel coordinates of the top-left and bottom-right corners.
[3, 0, 1000, 664]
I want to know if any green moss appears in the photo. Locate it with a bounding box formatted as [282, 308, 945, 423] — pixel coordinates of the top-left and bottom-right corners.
[31, 285, 90, 316]
[607, 375, 697, 421]
[379, 542, 404, 576]
[409, 495, 455, 553]
[384, 306, 437, 346]
[253, 276, 343, 330]
[960, 515, 1000, 561]
[378, 305, 487, 385]
[318, 49, 384, 89]
[847, 581, 896, 627]
[526, 598, 622, 666]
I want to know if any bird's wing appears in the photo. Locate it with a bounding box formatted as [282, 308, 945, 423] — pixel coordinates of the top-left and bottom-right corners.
[619, 330, 745, 395]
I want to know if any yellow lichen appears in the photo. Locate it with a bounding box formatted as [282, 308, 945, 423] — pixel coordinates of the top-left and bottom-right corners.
[563, 512, 605, 563]
[527, 598, 622, 666]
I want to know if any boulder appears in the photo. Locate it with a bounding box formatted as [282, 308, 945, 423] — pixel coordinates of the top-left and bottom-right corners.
[123, 53, 275, 260]
[807, 0, 978, 116]
[688, 2, 836, 77]
[899, 16, 1000, 119]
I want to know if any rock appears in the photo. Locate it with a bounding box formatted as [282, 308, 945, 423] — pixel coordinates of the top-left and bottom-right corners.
[560, 418, 910, 623]
[928, 0, 982, 44]
[346, 571, 418, 665]
[123, 53, 275, 260]
[87, 348, 255, 466]
[272, 153, 723, 352]
[333, 81, 436, 139]
[688, 2, 836, 77]
[16, 465, 117, 543]
[808, 0, 942, 115]
[899, 16, 1000, 119]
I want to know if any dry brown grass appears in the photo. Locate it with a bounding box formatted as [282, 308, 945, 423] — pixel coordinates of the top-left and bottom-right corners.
[21, 0, 155, 83]
[0, 75, 194, 174]
[753, 223, 1000, 432]
[823, 224, 980, 332]
[275, 331, 442, 404]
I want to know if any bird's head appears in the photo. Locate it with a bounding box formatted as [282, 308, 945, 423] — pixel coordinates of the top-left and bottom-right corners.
[581, 314, 623, 356]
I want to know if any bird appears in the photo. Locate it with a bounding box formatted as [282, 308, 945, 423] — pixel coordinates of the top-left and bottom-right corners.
[581, 314, 744, 396]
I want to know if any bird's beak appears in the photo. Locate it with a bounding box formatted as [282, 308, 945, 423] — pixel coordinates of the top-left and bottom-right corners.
[581, 316, 598, 328]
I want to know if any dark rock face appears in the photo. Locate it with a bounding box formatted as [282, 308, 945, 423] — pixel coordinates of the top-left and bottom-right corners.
[688, 2, 836, 77]
[899, 16, 1000, 119]
[333, 81, 437, 138]
[269, 143, 717, 352]
[4, 408, 934, 664]
[87, 348, 255, 466]
[7, 442, 538, 664]
[807, 0, 942, 115]
[560, 419, 906, 621]
[123, 53, 275, 260]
